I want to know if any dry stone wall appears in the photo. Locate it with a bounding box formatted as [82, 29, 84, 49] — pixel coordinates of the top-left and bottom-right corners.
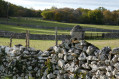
[0, 30, 71, 40]
[0, 39, 119, 79]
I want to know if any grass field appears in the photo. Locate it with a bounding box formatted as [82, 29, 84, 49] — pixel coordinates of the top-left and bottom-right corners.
[0, 24, 105, 36]
[0, 37, 118, 51]
[0, 17, 119, 30]
[0, 24, 69, 35]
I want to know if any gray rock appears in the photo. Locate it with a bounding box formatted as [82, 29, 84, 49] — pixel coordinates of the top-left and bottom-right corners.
[42, 68, 48, 79]
[96, 70, 101, 77]
[99, 53, 107, 61]
[67, 55, 73, 61]
[47, 73, 55, 79]
[112, 55, 118, 63]
[17, 77, 22, 79]
[82, 63, 90, 69]
[111, 47, 119, 54]
[78, 52, 86, 60]
[41, 51, 49, 57]
[64, 74, 69, 79]
[115, 72, 119, 79]
[69, 74, 75, 79]
[53, 46, 60, 53]
[114, 63, 119, 70]
[105, 60, 110, 66]
[74, 49, 81, 54]
[58, 59, 65, 68]
[106, 66, 113, 72]
[58, 53, 64, 59]
[86, 46, 95, 55]
[53, 70, 59, 75]
[98, 66, 107, 70]
[94, 49, 100, 57]
[64, 63, 70, 71]
[92, 75, 97, 79]
[70, 25, 85, 40]
[99, 75, 108, 79]
[57, 74, 63, 79]
[62, 48, 67, 54]
[100, 47, 111, 55]
[64, 55, 67, 61]
[59, 70, 65, 74]
[106, 71, 112, 77]
[78, 69, 88, 73]
[112, 69, 118, 75]
[89, 64, 98, 70]
[87, 56, 98, 61]
[83, 46, 88, 52]
[85, 75, 91, 79]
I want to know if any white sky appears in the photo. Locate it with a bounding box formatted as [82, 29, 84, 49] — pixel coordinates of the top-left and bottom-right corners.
[4, 0, 119, 11]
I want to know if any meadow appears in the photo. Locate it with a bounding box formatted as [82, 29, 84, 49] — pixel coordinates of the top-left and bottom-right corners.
[0, 37, 118, 51]
[0, 24, 69, 35]
[0, 17, 119, 30]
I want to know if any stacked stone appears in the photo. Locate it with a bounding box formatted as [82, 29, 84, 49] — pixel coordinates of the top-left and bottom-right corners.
[0, 45, 44, 79]
[0, 39, 119, 79]
[41, 39, 119, 79]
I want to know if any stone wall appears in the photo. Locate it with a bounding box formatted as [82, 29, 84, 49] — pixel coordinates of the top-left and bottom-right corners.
[0, 30, 119, 40]
[0, 30, 71, 40]
[0, 39, 119, 79]
[103, 33, 119, 38]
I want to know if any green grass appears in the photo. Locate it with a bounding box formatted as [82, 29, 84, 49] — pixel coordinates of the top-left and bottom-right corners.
[87, 39, 119, 49]
[0, 17, 119, 30]
[0, 37, 61, 51]
[0, 17, 117, 36]
[0, 24, 105, 36]
[0, 37, 118, 51]
[0, 24, 69, 35]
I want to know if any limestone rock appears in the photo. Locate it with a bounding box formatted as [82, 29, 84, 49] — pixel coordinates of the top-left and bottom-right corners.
[41, 51, 49, 57]
[112, 55, 118, 63]
[57, 74, 63, 79]
[111, 47, 119, 54]
[78, 52, 86, 60]
[58, 53, 64, 59]
[106, 71, 112, 77]
[58, 59, 65, 68]
[47, 73, 55, 79]
[86, 46, 95, 55]
[106, 66, 113, 72]
[114, 63, 119, 70]
[53, 46, 60, 53]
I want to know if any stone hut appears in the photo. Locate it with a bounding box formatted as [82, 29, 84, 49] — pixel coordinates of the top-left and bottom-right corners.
[70, 25, 85, 40]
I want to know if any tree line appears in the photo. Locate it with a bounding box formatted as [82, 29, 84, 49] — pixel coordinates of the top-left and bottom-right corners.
[0, 0, 42, 17]
[41, 7, 119, 25]
[0, 0, 119, 25]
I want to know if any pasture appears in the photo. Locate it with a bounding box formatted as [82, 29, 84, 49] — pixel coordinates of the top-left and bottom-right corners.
[0, 24, 69, 35]
[0, 37, 118, 51]
[0, 17, 119, 30]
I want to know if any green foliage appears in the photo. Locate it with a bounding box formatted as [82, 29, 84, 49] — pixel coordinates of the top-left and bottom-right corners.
[40, 66, 47, 77]
[41, 10, 55, 20]
[0, 0, 42, 17]
[88, 10, 104, 24]
[45, 59, 53, 74]
[74, 72, 86, 79]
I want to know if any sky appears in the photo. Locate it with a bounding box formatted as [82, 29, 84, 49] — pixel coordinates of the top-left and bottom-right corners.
[4, 0, 119, 11]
